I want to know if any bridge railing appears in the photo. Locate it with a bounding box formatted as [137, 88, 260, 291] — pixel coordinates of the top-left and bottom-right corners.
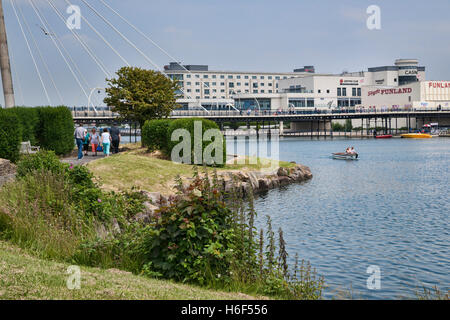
[72, 107, 450, 119]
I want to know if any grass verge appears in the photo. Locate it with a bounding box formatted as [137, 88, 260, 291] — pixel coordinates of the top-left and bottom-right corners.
[0, 240, 264, 300]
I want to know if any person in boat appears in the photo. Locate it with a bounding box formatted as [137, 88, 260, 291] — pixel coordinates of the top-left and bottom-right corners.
[345, 147, 351, 154]
[350, 147, 358, 158]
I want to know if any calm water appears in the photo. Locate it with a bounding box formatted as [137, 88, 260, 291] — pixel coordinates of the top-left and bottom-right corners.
[227, 137, 450, 299]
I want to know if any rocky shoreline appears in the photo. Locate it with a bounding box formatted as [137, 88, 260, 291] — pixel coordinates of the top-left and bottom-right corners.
[135, 163, 313, 223]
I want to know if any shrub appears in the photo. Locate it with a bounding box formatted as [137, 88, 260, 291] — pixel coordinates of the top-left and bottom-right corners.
[16, 150, 65, 177]
[0, 109, 22, 162]
[141, 119, 172, 152]
[167, 118, 226, 167]
[36, 106, 75, 155]
[8, 107, 39, 145]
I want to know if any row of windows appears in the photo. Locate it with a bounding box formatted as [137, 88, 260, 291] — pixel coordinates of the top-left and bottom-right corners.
[184, 74, 290, 80]
[183, 82, 275, 87]
[337, 87, 362, 97]
[186, 89, 275, 94]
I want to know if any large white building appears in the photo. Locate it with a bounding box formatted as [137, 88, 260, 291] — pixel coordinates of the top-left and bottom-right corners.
[165, 59, 450, 113]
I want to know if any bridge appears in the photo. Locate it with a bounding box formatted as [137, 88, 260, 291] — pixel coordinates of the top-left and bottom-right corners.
[72, 108, 450, 137]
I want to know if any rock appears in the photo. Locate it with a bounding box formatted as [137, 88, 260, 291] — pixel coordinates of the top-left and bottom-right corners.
[278, 176, 291, 186]
[143, 201, 159, 215]
[277, 167, 289, 177]
[0, 159, 16, 176]
[247, 172, 260, 190]
[142, 191, 167, 205]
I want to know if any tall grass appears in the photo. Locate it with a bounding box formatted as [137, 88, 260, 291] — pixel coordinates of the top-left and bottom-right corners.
[0, 170, 95, 260]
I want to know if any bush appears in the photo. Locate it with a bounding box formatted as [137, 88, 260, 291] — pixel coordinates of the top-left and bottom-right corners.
[0, 109, 22, 162]
[7, 107, 39, 145]
[167, 118, 226, 167]
[16, 150, 65, 177]
[36, 106, 75, 155]
[141, 119, 172, 152]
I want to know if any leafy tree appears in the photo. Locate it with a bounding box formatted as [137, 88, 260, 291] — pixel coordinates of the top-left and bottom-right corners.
[104, 67, 180, 127]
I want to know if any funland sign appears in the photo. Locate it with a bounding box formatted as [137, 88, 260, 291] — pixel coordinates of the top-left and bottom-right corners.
[428, 81, 450, 88]
[368, 87, 412, 96]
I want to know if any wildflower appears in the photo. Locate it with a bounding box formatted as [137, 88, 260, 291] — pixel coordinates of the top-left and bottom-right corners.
[97, 199, 102, 203]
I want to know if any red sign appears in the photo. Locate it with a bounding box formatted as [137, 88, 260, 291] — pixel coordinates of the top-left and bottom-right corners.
[368, 88, 412, 96]
[428, 82, 450, 88]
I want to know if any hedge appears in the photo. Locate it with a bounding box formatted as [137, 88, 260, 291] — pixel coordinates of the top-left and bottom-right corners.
[0, 109, 22, 162]
[141, 119, 172, 152]
[167, 118, 226, 167]
[7, 107, 39, 145]
[36, 106, 75, 155]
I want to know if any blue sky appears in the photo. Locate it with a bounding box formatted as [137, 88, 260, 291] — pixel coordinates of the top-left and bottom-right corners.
[3, 0, 450, 106]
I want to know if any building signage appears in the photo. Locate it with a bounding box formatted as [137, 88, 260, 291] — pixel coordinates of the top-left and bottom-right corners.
[399, 69, 418, 76]
[340, 79, 359, 86]
[375, 79, 385, 84]
[368, 87, 412, 96]
[428, 81, 450, 88]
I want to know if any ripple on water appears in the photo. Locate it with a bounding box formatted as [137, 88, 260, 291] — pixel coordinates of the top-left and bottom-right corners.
[229, 137, 450, 299]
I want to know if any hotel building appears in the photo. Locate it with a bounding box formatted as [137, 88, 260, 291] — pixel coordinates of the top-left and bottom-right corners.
[165, 59, 450, 113]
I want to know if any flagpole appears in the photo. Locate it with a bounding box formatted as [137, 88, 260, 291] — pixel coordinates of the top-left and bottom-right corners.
[0, 0, 15, 108]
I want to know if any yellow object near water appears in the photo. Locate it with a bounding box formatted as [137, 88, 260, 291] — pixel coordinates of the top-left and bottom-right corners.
[400, 133, 432, 139]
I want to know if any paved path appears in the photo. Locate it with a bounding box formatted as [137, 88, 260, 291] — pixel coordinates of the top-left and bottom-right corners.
[61, 153, 107, 165]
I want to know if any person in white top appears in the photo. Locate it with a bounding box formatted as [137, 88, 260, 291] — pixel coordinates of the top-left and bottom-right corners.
[101, 128, 112, 156]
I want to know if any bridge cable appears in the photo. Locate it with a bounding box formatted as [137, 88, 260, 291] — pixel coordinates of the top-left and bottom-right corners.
[10, 0, 52, 105]
[16, 2, 64, 105]
[61, 0, 131, 68]
[46, 0, 112, 79]
[28, 0, 90, 101]
[97, 0, 253, 113]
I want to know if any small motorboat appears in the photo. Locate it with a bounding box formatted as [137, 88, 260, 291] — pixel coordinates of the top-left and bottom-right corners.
[375, 135, 393, 139]
[332, 152, 359, 160]
[401, 133, 432, 139]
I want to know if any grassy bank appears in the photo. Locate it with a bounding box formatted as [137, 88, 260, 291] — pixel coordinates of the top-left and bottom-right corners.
[0, 241, 263, 300]
[87, 144, 295, 193]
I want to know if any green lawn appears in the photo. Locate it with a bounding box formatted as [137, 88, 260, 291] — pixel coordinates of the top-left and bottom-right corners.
[87, 144, 294, 193]
[0, 241, 263, 300]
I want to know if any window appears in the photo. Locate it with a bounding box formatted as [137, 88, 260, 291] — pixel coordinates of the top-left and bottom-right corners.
[275, 76, 280, 80]
[268, 83, 272, 86]
[245, 89, 249, 93]
[221, 89, 225, 93]
[352, 88, 356, 96]
[212, 82, 216, 86]
[357, 88, 361, 96]
[337, 88, 342, 96]
[220, 82, 225, 86]
[212, 75, 216, 79]
[212, 89, 217, 93]
[186, 75, 191, 78]
[237, 82, 241, 86]
[245, 75, 249, 79]
[269, 90, 272, 93]
[204, 82, 209, 86]
[203, 75, 208, 78]
[220, 75, 225, 79]
[245, 82, 249, 86]
[187, 89, 191, 92]
[253, 90, 258, 93]
[228, 75, 233, 79]
[195, 74, 200, 78]
[204, 89, 210, 94]
[252, 76, 257, 79]
[195, 89, 200, 93]
[342, 88, 347, 96]
[261, 90, 265, 93]
[327, 89, 330, 94]
[237, 75, 241, 79]
[186, 82, 191, 85]
[195, 82, 200, 86]
[318, 90, 321, 93]
[253, 83, 258, 88]
[229, 83, 235, 88]
[268, 76, 272, 80]
[205, 96, 210, 99]
[260, 83, 265, 86]
[260, 76, 265, 79]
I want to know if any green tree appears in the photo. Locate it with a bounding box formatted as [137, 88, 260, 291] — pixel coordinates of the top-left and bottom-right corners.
[104, 67, 180, 127]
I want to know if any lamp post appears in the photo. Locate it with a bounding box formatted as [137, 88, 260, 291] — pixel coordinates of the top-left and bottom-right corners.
[0, 0, 15, 108]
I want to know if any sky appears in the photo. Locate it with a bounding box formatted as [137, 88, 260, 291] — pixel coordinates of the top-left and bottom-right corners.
[2, 0, 450, 107]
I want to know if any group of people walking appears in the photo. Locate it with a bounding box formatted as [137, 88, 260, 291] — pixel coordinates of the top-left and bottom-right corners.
[74, 123, 121, 160]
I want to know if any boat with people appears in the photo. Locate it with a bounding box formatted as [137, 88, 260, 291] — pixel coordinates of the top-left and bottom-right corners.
[332, 147, 359, 160]
[400, 133, 432, 139]
[332, 153, 359, 160]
